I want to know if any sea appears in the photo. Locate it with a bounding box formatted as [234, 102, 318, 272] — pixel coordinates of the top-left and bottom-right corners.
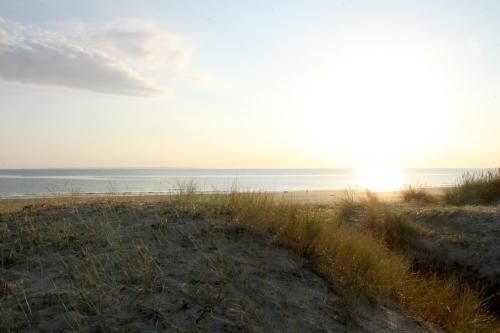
[0, 168, 493, 198]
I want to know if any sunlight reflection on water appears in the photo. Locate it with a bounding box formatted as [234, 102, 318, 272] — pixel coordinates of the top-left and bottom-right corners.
[356, 167, 405, 191]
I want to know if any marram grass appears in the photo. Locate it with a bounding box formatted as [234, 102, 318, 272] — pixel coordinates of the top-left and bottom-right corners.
[191, 190, 498, 332]
[0, 188, 498, 332]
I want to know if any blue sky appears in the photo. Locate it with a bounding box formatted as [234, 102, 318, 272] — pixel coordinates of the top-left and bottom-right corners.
[1, 1, 499, 168]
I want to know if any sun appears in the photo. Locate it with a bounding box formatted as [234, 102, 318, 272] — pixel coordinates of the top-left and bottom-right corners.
[296, 33, 454, 168]
[356, 167, 404, 191]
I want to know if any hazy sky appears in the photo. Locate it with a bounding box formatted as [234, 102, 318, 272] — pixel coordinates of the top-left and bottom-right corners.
[1, 0, 499, 168]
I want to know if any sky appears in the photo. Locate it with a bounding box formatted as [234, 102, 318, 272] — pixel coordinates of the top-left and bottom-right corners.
[0, 0, 499, 169]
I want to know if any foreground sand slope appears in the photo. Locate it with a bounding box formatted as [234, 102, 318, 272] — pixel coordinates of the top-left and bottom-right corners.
[402, 205, 500, 309]
[0, 201, 437, 332]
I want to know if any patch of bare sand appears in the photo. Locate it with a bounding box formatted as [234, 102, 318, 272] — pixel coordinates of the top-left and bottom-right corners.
[0, 203, 438, 332]
[402, 205, 500, 312]
[272, 188, 445, 205]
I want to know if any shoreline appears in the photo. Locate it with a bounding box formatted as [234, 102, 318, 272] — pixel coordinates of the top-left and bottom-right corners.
[0, 187, 448, 202]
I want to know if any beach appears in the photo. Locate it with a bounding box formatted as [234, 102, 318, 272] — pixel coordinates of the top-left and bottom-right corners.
[2, 1, 500, 331]
[1, 187, 499, 332]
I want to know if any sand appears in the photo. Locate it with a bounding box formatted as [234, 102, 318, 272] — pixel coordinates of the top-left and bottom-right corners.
[402, 205, 500, 313]
[0, 187, 446, 210]
[0, 200, 441, 332]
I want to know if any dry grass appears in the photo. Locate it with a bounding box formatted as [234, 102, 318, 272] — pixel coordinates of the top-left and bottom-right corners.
[334, 188, 360, 221]
[362, 192, 434, 252]
[194, 190, 498, 332]
[444, 169, 500, 205]
[402, 186, 438, 204]
[1, 189, 498, 332]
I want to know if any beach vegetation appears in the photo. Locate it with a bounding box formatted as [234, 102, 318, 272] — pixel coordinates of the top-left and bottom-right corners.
[402, 186, 438, 204]
[444, 169, 500, 205]
[0, 189, 498, 332]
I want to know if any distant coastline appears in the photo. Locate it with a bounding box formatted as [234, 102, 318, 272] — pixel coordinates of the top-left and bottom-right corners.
[0, 168, 492, 198]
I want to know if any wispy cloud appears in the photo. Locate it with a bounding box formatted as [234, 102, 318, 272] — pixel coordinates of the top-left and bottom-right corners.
[0, 18, 194, 97]
[88, 19, 192, 70]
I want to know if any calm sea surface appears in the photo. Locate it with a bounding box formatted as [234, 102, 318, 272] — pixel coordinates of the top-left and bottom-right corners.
[0, 168, 491, 198]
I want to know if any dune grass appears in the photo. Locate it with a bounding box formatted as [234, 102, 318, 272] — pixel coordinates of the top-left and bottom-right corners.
[399, 169, 500, 206]
[361, 192, 434, 252]
[444, 169, 500, 205]
[192, 190, 498, 332]
[402, 186, 438, 205]
[1, 189, 498, 332]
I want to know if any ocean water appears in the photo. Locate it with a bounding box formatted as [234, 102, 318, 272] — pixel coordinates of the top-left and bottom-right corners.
[0, 168, 491, 198]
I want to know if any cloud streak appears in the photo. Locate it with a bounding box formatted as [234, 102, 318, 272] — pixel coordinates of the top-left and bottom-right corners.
[0, 41, 167, 97]
[0, 18, 193, 97]
[89, 19, 192, 70]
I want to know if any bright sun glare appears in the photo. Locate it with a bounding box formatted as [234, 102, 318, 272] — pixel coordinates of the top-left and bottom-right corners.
[334, 46, 451, 163]
[303, 37, 454, 168]
[356, 167, 404, 191]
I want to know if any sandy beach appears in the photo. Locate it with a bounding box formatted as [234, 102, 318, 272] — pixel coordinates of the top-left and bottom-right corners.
[1, 188, 499, 332]
[0, 187, 446, 208]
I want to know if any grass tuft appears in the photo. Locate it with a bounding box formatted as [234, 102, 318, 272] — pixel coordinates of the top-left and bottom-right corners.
[363, 193, 433, 252]
[402, 186, 438, 204]
[174, 189, 498, 332]
[1, 187, 498, 332]
[444, 169, 500, 205]
[335, 188, 359, 222]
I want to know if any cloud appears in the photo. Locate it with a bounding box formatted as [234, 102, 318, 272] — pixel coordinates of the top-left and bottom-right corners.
[0, 41, 166, 97]
[89, 20, 192, 70]
[0, 18, 194, 97]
